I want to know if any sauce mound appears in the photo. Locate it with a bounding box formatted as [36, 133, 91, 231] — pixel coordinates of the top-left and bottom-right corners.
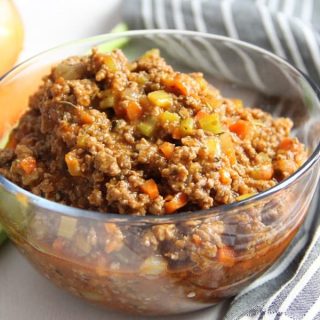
[0, 49, 307, 215]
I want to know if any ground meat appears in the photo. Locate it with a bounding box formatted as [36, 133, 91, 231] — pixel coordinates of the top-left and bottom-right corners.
[0, 48, 307, 216]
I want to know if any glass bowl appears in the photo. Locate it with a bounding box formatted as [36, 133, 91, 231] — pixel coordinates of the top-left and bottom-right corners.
[0, 30, 319, 316]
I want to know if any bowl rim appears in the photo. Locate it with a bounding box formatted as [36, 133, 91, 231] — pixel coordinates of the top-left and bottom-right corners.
[0, 29, 319, 223]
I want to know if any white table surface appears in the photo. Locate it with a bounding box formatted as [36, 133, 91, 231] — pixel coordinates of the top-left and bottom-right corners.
[0, 1, 230, 319]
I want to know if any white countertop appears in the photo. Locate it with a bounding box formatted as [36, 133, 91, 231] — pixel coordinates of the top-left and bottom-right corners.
[0, 1, 230, 319]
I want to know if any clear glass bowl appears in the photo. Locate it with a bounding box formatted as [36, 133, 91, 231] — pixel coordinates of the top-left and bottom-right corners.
[0, 30, 319, 316]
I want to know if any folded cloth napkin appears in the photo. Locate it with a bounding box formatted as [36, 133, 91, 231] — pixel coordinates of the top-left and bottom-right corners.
[123, 1, 320, 319]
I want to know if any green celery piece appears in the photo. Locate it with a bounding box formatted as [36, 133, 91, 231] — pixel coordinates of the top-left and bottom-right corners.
[97, 23, 129, 53]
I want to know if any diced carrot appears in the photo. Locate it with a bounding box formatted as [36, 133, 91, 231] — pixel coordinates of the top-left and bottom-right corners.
[141, 179, 159, 200]
[217, 246, 236, 267]
[192, 234, 202, 246]
[273, 159, 297, 177]
[78, 110, 94, 125]
[172, 127, 182, 139]
[250, 165, 274, 180]
[163, 74, 193, 96]
[65, 152, 81, 176]
[164, 192, 188, 214]
[229, 120, 251, 140]
[19, 156, 37, 174]
[220, 133, 236, 165]
[125, 101, 143, 121]
[278, 137, 295, 151]
[195, 110, 209, 121]
[159, 142, 175, 159]
[219, 168, 232, 185]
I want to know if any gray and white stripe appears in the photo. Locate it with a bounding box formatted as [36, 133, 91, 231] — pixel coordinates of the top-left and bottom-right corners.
[125, 0, 320, 84]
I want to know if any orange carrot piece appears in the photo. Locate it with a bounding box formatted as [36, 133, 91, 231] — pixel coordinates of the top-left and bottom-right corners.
[274, 159, 297, 176]
[78, 110, 94, 125]
[19, 156, 36, 174]
[172, 127, 182, 139]
[125, 101, 143, 121]
[192, 234, 202, 246]
[217, 246, 236, 267]
[220, 133, 236, 165]
[159, 142, 175, 159]
[219, 168, 232, 185]
[65, 153, 81, 176]
[141, 179, 159, 200]
[163, 74, 193, 96]
[229, 120, 251, 140]
[250, 165, 274, 180]
[278, 137, 295, 151]
[164, 192, 188, 214]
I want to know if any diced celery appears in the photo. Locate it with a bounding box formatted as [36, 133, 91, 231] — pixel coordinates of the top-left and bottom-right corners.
[136, 73, 149, 85]
[199, 113, 222, 134]
[207, 137, 221, 156]
[77, 135, 87, 148]
[159, 111, 180, 123]
[148, 90, 173, 108]
[99, 93, 115, 109]
[96, 23, 129, 53]
[180, 118, 194, 135]
[141, 48, 160, 59]
[57, 216, 77, 239]
[137, 119, 156, 137]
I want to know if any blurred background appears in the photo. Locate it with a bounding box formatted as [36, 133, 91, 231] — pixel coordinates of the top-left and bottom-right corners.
[1, 0, 122, 76]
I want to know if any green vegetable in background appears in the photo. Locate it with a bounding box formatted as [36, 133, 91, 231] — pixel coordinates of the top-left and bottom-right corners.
[97, 23, 128, 52]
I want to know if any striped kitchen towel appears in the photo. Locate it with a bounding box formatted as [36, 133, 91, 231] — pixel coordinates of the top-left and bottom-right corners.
[124, 0, 320, 85]
[123, 1, 320, 319]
